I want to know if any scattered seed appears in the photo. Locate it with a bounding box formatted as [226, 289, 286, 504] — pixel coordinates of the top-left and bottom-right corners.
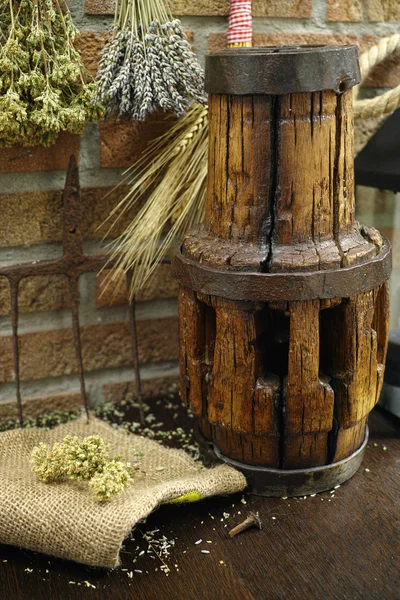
[383, 446, 387, 451]
[282, 497, 288, 500]
[134, 570, 143, 574]
[195, 539, 202, 545]
[365, 468, 370, 472]
[201, 550, 210, 554]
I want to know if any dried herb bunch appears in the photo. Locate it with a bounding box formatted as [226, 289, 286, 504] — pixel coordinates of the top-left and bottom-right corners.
[96, 0, 205, 120]
[31, 435, 138, 501]
[0, 0, 104, 147]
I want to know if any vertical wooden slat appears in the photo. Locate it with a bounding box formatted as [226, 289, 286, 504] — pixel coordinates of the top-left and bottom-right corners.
[321, 288, 385, 460]
[271, 91, 341, 272]
[208, 298, 259, 433]
[205, 94, 272, 244]
[284, 300, 334, 468]
[373, 281, 390, 403]
[178, 286, 205, 416]
[333, 91, 355, 236]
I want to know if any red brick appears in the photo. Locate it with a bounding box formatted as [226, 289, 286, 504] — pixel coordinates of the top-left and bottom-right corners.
[85, 0, 113, 13]
[0, 317, 179, 383]
[327, 0, 364, 22]
[0, 185, 142, 248]
[103, 375, 179, 403]
[0, 275, 70, 317]
[368, 0, 400, 21]
[96, 264, 179, 307]
[0, 391, 83, 422]
[85, 0, 311, 17]
[0, 132, 80, 174]
[100, 111, 175, 169]
[76, 31, 109, 78]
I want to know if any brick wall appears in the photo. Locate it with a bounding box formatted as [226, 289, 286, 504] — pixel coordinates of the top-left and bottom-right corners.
[0, 0, 399, 419]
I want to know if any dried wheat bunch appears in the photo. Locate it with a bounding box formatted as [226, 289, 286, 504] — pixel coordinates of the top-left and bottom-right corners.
[103, 103, 208, 297]
[95, 0, 205, 120]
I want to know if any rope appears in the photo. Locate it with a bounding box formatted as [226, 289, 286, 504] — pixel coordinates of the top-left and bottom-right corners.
[354, 34, 400, 120]
[227, 0, 252, 46]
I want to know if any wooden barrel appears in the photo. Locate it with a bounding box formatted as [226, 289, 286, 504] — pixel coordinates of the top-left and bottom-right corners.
[174, 46, 392, 496]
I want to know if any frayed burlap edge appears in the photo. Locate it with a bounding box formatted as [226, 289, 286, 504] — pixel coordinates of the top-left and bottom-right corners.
[0, 416, 246, 568]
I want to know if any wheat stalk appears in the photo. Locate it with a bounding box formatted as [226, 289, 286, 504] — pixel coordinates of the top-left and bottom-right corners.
[103, 103, 208, 298]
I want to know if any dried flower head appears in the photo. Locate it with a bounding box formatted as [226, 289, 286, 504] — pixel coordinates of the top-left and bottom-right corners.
[96, 0, 205, 120]
[89, 458, 133, 502]
[30, 434, 136, 501]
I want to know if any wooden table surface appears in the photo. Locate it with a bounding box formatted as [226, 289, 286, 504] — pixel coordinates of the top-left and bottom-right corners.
[0, 405, 399, 600]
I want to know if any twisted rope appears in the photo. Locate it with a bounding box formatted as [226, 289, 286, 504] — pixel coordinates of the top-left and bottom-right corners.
[354, 34, 400, 119]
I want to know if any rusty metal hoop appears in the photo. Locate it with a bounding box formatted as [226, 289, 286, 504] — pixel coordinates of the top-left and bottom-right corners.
[174, 240, 392, 302]
[205, 45, 361, 95]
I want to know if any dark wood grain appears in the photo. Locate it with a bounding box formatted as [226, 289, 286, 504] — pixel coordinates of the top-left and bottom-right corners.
[0, 405, 399, 600]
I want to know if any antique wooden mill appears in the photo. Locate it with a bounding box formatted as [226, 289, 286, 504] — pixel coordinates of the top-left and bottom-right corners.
[174, 46, 392, 496]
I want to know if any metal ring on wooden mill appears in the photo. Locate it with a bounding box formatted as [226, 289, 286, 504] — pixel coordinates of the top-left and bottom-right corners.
[174, 45, 392, 497]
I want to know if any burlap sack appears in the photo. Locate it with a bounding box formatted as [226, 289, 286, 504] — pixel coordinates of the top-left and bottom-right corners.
[0, 416, 246, 568]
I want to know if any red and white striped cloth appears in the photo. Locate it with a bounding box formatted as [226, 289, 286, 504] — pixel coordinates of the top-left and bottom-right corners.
[227, 0, 253, 46]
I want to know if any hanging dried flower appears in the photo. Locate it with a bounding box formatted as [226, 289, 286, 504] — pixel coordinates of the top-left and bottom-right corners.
[0, 0, 104, 147]
[96, 0, 206, 120]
